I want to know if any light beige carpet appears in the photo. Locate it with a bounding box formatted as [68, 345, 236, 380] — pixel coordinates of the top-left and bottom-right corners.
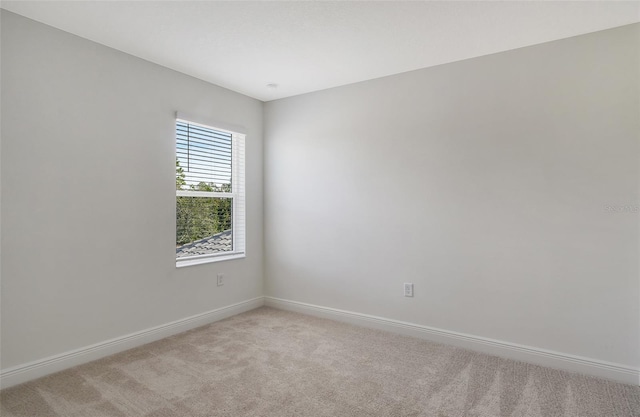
[1, 307, 639, 417]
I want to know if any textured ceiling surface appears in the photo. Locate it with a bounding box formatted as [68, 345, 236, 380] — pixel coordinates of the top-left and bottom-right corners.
[2, 1, 639, 101]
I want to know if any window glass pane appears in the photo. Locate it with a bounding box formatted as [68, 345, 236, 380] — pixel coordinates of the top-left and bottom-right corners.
[176, 196, 233, 258]
[176, 121, 232, 191]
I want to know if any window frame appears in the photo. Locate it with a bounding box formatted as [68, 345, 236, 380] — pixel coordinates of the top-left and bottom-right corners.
[175, 114, 246, 268]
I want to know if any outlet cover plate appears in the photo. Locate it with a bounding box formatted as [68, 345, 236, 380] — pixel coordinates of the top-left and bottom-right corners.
[404, 283, 413, 297]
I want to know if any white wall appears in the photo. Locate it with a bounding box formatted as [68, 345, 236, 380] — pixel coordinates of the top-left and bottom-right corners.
[264, 24, 640, 368]
[1, 11, 263, 369]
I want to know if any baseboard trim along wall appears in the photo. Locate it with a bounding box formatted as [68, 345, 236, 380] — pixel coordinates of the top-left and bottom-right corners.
[264, 296, 640, 386]
[3, 295, 637, 388]
[0, 296, 265, 389]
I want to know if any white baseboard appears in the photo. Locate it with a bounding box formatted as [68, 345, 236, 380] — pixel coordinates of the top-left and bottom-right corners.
[0, 296, 265, 389]
[264, 296, 639, 386]
[3, 295, 637, 388]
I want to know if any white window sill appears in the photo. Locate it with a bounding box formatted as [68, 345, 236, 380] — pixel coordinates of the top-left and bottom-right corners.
[176, 252, 245, 268]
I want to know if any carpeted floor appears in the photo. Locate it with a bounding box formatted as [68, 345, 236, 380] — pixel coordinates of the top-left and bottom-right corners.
[1, 307, 639, 417]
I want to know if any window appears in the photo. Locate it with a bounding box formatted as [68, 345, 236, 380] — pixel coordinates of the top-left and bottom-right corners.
[175, 116, 245, 266]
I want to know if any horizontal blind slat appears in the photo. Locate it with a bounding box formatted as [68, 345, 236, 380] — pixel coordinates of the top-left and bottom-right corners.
[177, 121, 233, 189]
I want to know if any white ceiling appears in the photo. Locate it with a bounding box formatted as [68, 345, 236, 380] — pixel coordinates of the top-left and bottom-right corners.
[2, 1, 639, 101]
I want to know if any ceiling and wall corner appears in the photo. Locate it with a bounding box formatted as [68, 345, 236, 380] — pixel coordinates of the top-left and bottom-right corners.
[1, 1, 638, 101]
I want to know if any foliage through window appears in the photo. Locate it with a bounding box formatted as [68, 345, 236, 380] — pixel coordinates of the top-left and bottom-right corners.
[176, 118, 245, 264]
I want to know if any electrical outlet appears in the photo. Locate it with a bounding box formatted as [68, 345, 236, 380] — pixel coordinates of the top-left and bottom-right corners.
[217, 273, 224, 286]
[404, 283, 413, 297]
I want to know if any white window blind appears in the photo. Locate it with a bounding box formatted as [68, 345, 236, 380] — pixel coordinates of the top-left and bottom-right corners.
[175, 118, 245, 265]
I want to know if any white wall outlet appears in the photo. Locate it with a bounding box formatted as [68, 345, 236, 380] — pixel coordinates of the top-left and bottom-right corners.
[404, 283, 413, 297]
[217, 273, 224, 286]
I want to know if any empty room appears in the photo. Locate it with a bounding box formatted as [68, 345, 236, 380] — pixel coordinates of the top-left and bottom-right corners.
[1, 1, 639, 416]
